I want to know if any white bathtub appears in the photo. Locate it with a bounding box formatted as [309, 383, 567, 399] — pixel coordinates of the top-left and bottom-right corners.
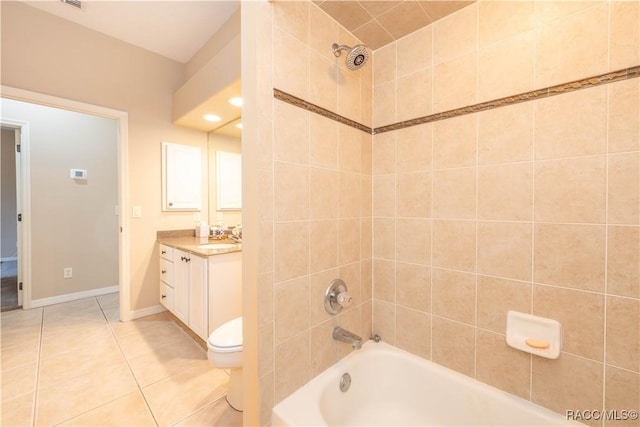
[272, 341, 583, 426]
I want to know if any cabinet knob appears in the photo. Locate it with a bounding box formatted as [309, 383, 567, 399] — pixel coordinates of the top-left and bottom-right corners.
[161, 294, 166, 299]
[161, 250, 166, 255]
[161, 270, 166, 274]
[186, 257, 191, 263]
[169, 202, 174, 206]
[181, 256, 185, 261]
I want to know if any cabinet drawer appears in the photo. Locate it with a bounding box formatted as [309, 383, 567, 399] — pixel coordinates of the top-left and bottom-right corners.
[160, 282, 174, 311]
[160, 258, 174, 286]
[159, 244, 174, 261]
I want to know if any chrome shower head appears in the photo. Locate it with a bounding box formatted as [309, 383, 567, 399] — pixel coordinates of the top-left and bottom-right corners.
[332, 43, 369, 70]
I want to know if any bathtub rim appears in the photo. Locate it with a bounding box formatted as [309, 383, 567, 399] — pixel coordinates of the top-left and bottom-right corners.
[272, 340, 583, 427]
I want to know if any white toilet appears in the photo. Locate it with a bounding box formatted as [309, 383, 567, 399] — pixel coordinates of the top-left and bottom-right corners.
[207, 316, 243, 411]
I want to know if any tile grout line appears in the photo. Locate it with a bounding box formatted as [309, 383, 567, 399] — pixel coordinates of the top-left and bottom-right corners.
[473, 6, 480, 379]
[45, 297, 159, 426]
[529, 17, 538, 398]
[96, 296, 160, 427]
[109, 314, 227, 421]
[601, 4, 612, 418]
[31, 307, 44, 427]
[6, 296, 238, 426]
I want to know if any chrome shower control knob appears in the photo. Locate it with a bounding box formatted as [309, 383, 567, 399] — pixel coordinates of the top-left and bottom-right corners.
[324, 279, 353, 315]
[336, 291, 353, 308]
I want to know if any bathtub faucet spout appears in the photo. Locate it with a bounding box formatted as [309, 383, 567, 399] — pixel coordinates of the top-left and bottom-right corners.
[332, 326, 363, 350]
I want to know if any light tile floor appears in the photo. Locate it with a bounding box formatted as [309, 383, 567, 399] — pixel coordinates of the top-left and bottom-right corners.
[0, 293, 242, 426]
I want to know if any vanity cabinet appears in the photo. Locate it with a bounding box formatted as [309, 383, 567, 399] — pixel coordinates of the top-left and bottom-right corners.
[158, 242, 241, 342]
[173, 249, 208, 340]
[159, 245, 175, 311]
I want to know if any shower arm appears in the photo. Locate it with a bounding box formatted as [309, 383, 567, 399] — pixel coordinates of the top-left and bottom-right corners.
[332, 43, 351, 57]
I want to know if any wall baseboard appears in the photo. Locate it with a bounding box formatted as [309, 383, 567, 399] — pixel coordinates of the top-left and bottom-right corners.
[31, 285, 119, 308]
[0, 257, 18, 262]
[129, 304, 167, 320]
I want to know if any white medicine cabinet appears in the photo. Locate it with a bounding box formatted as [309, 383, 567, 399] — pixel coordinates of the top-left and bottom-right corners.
[162, 141, 201, 211]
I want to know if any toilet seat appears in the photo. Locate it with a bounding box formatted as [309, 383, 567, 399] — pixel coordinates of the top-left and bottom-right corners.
[208, 317, 242, 353]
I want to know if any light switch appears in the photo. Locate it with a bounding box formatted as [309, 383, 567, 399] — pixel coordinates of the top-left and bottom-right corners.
[132, 206, 142, 218]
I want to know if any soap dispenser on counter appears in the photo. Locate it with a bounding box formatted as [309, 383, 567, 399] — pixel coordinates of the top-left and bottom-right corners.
[195, 221, 209, 241]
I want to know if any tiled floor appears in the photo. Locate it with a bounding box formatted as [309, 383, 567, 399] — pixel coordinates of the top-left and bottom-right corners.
[0, 293, 243, 426]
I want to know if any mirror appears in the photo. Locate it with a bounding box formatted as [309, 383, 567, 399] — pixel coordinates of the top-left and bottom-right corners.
[175, 78, 241, 226]
[208, 117, 242, 227]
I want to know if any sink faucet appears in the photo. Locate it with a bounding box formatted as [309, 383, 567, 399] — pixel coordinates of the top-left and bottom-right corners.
[333, 326, 362, 350]
[228, 234, 242, 243]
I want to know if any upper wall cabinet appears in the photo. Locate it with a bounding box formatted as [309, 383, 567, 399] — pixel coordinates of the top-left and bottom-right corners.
[162, 141, 201, 211]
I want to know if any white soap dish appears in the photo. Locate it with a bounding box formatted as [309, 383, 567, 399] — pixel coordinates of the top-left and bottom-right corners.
[506, 311, 562, 359]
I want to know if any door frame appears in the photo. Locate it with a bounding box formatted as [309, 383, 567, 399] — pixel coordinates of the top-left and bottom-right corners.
[1, 120, 29, 307]
[1, 85, 131, 320]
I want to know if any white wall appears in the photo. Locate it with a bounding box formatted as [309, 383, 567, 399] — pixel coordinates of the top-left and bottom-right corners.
[0, 2, 209, 310]
[2, 99, 119, 300]
[1, 128, 17, 260]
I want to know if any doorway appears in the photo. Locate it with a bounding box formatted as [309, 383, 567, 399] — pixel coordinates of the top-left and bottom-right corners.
[1, 126, 20, 311]
[1, 86, 130, 320]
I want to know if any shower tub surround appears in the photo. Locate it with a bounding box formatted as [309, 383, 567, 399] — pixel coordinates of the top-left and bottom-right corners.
[252, 0, 640, 425]
[272, 340, 582, 426]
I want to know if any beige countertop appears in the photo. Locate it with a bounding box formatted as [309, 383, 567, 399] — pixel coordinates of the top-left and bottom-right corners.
[158, 236, 242, 257]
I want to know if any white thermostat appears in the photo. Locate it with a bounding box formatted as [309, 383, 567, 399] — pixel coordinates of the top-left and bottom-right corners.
[70, 169, 87, 180]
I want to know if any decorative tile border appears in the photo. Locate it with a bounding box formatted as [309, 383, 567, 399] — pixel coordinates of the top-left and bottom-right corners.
[274, 65, 640, 136]
[375, 66, 640, 134]
[273, 89, 373, 134]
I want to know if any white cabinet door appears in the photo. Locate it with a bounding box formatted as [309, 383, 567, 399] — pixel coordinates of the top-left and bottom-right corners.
[173, 249, 190, 324]
[188, 254, 208, 340]
[159, 282, 174, 311]
[162, 141, 201, 211]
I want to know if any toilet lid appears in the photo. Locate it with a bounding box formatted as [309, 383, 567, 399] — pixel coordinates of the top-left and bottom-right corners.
[208, 317, 242, 350]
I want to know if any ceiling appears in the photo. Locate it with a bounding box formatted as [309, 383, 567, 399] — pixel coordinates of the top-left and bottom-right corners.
[174, 79, 243, 136]
[21, 0, 239, 63]
[316, 0, 475, 50]
[21, 0, 242, 135]
[20, 1, 475, 134]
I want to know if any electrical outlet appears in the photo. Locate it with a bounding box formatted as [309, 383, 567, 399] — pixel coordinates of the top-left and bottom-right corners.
[63, 267, 72, 278]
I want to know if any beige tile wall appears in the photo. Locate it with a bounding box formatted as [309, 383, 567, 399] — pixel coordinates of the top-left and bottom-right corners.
[253, 0, 639, 425]
[255, 1, 373, 424]
[372, 1, 639, 425]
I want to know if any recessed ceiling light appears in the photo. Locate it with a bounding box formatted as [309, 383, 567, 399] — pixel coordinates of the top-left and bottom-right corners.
[203, 114, 221, 122]
[228, 97, 243, 107]
[235, 123, 243, 129]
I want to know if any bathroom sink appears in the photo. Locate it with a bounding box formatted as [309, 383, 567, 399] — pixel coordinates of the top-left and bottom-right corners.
[197, 243, 239, 250]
